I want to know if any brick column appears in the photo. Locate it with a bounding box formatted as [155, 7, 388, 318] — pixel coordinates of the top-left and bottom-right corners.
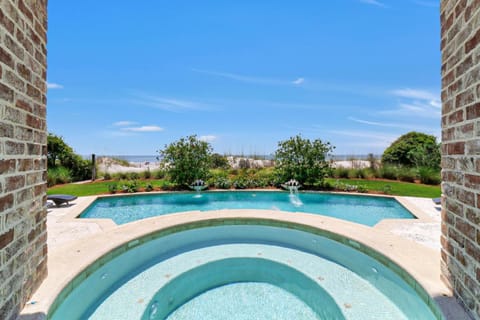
[441, 0, 480, 319]
[0, 1, 48, 319]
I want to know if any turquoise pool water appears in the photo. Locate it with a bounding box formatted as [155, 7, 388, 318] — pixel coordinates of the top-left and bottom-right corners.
[80, 191, 415, 226]
[49, 225, 439, 319]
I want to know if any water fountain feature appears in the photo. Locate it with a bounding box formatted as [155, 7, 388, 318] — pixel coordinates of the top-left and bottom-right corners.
[189, 180, 207, 198]
[281, 179, 303, 207]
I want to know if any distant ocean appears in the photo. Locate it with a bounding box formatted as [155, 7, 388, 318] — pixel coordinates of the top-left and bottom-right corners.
[85, 154, 381, 163]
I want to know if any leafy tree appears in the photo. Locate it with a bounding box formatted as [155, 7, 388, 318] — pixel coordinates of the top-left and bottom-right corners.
[211, 153, 230, 169]
[47, 133, 73, 168]
[382, 132, 440, 169]
[274, 134, 335, 185]
[158, 135, 212, 186]
[47, 133, 92, 182]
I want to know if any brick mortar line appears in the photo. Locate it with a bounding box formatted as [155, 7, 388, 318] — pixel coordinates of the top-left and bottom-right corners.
[0, 33, 47, 79]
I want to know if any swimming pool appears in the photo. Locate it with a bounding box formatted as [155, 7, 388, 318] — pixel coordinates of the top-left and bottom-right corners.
[80, 191, 415, 226]
[48, 222, 440, 319]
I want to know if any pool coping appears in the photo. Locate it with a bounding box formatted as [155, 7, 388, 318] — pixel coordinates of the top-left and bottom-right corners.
[20, 191, 469, 319]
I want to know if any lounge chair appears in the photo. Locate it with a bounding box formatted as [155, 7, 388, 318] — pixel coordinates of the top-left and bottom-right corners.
[47, 194, 78, 207]
[432, 197, 441, 205]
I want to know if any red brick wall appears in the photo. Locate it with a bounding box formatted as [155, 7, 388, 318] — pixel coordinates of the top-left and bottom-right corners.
[441, 0, 480, 319]
[0, 1, 48, 319]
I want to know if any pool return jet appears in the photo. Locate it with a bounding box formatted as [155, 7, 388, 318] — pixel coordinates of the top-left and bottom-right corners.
[281, 179, 303, 207]
[190, 179, 207, 198]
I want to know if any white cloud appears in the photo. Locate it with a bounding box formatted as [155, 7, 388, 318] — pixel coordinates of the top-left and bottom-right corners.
[348, 117, 407, 128]
[113, 121, 138, 127]
[348, 117, 439, 132]
[199, 135, 217, 142]
[292, 78, 305, 85]
[330, 129, 398, 141]
[122, 126, 164, 132]
[390, 88, 439, 103]
[130, 93, 211, 112]
[359, 0, 386, 7]
[193, 69, 303, 87]
[47, 82, 64, 89]
[380, 88, 441, 118]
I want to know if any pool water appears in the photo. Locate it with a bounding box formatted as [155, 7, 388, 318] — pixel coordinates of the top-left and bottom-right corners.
[80, 191, 415, 226]
[50, 225, 438, 320]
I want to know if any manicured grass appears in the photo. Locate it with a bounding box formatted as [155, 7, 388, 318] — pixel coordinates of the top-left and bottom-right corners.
[326, 178, 441, 198]
[47, 180, 171, 197]
[49, 178, 441, 198]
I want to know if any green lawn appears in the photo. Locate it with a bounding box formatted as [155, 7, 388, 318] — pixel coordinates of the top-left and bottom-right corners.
[325, 178, 441, 198]
[48, 178, 441, 198]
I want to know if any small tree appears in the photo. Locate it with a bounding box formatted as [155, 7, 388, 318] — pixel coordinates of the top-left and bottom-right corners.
[382, 132, 440, 170]
[47, 133, 73, 168]
[274, 134, 335, 185]
[158, 135, 212, 186]
[211, 153, 230, 169]
[47, 133, 92, 182]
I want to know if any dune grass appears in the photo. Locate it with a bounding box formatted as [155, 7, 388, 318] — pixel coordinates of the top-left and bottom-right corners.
[48, 178, 440, 198]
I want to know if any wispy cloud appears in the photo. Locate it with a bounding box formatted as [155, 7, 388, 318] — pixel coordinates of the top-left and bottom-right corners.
[359, 0, 387, 8]
[380, 88, 441, 118]
[348, 117, 408, 128]
[292, 78, 305, 85]
[348, 117, 439, 133]
[199, 135, 217, 142]
[130, 93, 212, 112]
[47, 82, 64, 89]
[110, 121, 164, 135]
[193, 69, 304, 87]
[390, 88, 439, 104]
[122, 125, 164, 132]
[113, 121, 138, 127]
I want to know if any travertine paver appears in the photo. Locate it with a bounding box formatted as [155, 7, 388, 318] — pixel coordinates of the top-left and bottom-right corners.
[376, 197, 442, 251]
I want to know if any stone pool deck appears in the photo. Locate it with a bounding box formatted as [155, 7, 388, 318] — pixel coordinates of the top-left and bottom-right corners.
[20, 194, 471, 319]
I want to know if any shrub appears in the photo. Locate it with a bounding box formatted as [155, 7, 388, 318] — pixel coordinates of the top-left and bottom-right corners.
[333, 180, 358, 192]
[382, 131, 440, 170]
[103, 172, 112, 180]
[335, 167, 349, 179]
[153, 169, 166, 179]
[318, 180, 334, 190]
[211, 153, 230, 169]
[418, 167, 441, 185]
[121, 180, 139, 193]
[214, 177, 232, 189]
[128, 172, 140, 180]
[380, 165, 398, 180]
[47, 166, 72, 187]
[107, 183, 118, 194]
[158, 180, 174, 190]
[397, 167, 416, 183]
[115, 172, 128, 180]
[275, 134, 334, 185]
[348, 168, 368, 179]
[233, 177, 248, 189]
[158, 135, 212, 186]
[145, 183, 154, 192]
[142, 169, 152, 179]
[357, 185, 369, 193]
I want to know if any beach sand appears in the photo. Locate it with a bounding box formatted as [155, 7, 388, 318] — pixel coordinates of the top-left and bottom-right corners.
[98, 157, 372, 174]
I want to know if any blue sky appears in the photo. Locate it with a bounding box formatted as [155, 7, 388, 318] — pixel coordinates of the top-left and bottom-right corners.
[47, 0, 440, 156]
